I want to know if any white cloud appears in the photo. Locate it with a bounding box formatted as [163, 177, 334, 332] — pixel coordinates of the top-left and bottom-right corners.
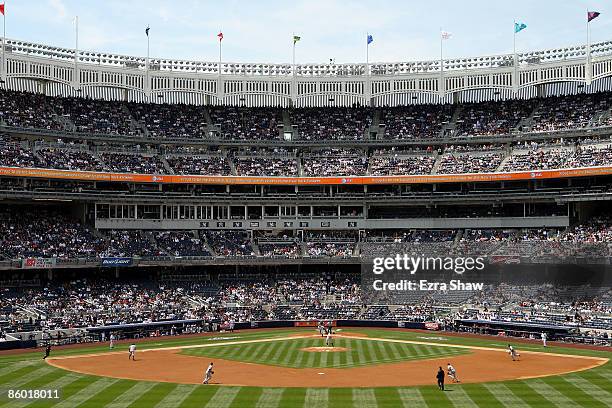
[48, 0, 67, 20]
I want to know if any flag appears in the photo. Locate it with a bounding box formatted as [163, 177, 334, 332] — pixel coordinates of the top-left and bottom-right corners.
[441, 31, 452, 40]
[293, 35, 301, 44]
[367, 34, 373, 45]
[588, 11, 600, 22]
[217, 32, 223, 42]
[514, 22, 527, 33]
[0, 3, 5, 16]
[145, 26, 150, 37]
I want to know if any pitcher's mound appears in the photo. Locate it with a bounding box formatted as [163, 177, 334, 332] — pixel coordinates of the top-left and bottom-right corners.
[300, 347, 348, 353]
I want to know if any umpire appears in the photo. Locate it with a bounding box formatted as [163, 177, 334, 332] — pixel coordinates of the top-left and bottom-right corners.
[436, 366, 445, 390]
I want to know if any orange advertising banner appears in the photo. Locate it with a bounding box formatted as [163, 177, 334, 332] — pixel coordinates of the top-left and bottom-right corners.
[1, 166, 612, 185]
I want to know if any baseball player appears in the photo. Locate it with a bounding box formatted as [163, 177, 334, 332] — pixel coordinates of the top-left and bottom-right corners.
[110, 333, 115, 350]
[42, 343, 51, 360]
[318, 322, 325, 337]
[447, 363, 460, 383]
[325, 329, 334, 347]
[541, 332, 547, 347]
[203, 362, 214, 384]
[128, 343, 136, 361]
[508, 344, 520, 361]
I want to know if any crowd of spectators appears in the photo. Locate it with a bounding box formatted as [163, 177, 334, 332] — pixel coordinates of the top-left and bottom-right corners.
[166, 155, 231, 176]
[127, 102, 208, 139]
[369, 155, 436, 175]
[54, 97, 138, 136]
[2, 89, 612, 142]
[455, 99, 536, 136]
[2, 273, 608, 346]
[302, 148, 368, 176]
[502, 148, 572, 172]
[0, 90, 61, 130]
[98, 153, 168, 174]
[205, 231, 254, 257]
[380, 104, 453, 139]
[234, 157, 298, 176]
[290, 107, 372, 140]
[154, 231, 211, 257]
[437, 153, 504, 174]
[0, 208, 105, 259]
[208, 106, 281, 140]
[530, 92, 612, 133]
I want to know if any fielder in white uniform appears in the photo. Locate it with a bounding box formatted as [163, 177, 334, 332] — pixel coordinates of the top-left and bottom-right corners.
[203, 362, 214, 384]
[109, 334, 115, 350]
[541, 332, 547, 347]
[128, 343, 136, 361]
[447, 363, 460, 383]
[325, 330, 334, 347]
[508, 344, 520, 361]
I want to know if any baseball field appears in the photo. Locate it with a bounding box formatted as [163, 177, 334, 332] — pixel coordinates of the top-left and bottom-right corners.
[0, 328, 610, 407]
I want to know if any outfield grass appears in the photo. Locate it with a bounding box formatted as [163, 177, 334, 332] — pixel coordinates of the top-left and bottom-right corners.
[181, 336, 468, 368]
[0, 328, 609, 407]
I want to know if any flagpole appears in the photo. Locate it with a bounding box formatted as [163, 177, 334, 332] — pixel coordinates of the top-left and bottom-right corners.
[146, 25, 150, 102]
[218, 30, 222, 77]
[366, 33, 369, 65]
[440, 28, 444, 99]
[586, 9, 591, 85]
[74, 16, 79, 91]
[513, 20, 517, 93]
[2, 1, 5, 82]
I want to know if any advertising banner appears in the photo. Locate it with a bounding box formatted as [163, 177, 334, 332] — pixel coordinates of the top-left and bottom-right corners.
[100, 257, 133, 267]
[22, 258, 56, 269]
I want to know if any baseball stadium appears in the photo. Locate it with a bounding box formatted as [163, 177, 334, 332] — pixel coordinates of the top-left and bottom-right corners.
[0, 0, 611, 407]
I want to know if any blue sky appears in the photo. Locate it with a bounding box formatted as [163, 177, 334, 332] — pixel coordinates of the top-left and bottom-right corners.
[5, 0, 611, 64]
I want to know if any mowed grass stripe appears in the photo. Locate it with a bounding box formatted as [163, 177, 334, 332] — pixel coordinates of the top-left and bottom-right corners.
[373, 388, 403, 408]
[0, 365, 58, 397]
[277, 388, 306, 408]
[291, 339, 309, 368]
[204, 386, 240, 408]
[269, 338, 292, 364]
[105, 381, 158, 408]
[74, 380, 138, 408]
[461, 384, 505, 408]
[0, 363, 49, 385]
[525, 379, 579, 407]
[352, 388, 377, 408]
[126, 383, 177, 408]
[255, 388, 284, 408]
[443, 385, 478, 407]
[0, 360, 37, 376]
[304, 388, 329, 408]
[419, 386, 454, 408]
[503, 381, 554, 407]
[483, 383, 531, 408]
[178, 385, 220, 408]
[53, 377, 120, 408]
[27, 375, 102, 408]
[397, 388, 428, 408]
[153, 384, 197, 408]
[8, 373, 82, 408]
[329, 388, 352, 406]
[542, 376, 609, 408]
[563, 375, 612, 406]
[229, 387, 262, 408]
